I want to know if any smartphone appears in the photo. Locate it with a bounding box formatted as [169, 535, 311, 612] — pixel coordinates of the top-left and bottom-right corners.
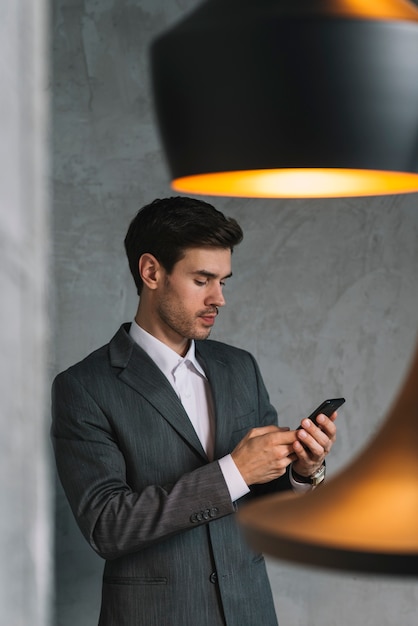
[298, 397, 345, 429]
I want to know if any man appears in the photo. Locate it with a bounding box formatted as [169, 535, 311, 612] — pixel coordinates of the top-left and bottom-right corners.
[52, 197, 338, 626]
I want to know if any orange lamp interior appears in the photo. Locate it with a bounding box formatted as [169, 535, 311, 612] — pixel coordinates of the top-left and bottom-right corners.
[172, 169, 418, 198]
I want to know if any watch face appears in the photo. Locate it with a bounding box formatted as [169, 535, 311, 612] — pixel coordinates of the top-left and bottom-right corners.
[312, 464, 326, 486]
[292, 463, 325, 485]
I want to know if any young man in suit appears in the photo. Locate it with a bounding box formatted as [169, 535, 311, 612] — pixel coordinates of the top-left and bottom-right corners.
[52, 196, 338, 626]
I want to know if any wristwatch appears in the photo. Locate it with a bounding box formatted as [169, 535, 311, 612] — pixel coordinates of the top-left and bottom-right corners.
[291, 461, 326, 487]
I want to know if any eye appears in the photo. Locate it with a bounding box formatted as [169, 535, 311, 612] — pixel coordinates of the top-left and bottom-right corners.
[194, 279, 207, 286]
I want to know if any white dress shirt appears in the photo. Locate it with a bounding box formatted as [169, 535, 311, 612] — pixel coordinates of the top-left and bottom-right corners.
[129, 321, 249, 501]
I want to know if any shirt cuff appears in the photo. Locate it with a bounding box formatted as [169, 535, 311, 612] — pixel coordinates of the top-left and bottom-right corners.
[218, 454, 250, 502]
[289, 464, 314, 493]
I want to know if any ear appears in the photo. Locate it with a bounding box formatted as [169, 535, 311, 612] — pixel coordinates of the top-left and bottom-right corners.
[138, 253, 162, 290]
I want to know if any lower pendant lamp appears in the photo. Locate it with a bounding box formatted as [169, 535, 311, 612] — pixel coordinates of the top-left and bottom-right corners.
[238, 339, 418, 575]
[151, 0, 418, 198]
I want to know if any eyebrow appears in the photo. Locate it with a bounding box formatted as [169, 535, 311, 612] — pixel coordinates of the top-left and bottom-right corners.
[193, 269, 233, 280]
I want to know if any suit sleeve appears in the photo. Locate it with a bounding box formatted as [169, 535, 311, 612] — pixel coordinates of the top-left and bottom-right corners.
[51, 370, 236, 561]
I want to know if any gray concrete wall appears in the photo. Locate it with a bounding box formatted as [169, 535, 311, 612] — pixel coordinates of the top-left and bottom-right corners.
[51, 1, 418, 625]
[1, 1, 52, 625]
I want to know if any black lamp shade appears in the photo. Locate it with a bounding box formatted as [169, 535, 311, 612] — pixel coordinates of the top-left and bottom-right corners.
[151, 0, 418, 197]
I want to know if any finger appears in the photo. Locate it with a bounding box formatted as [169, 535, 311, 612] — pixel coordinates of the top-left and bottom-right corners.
[327, 410, 338, 422]
[267, 430, 299, 446]
[296, 428, 328, 456]
[315, 416, 337, 446]
[302, 415, 336, 440]
[245, 425, 281, 439]
[247, 427, 297, 446]
[287, 451, 298, 463]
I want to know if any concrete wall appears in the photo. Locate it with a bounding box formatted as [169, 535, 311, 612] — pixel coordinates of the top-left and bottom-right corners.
[1, 1, 52, 625]
[51, 1, 418, 625]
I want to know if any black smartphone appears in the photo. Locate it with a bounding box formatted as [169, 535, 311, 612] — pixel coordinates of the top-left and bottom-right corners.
[298, 397, 345, 429]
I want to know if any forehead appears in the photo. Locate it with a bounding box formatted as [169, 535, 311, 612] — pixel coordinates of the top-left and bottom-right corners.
[176, 246, 232, 273]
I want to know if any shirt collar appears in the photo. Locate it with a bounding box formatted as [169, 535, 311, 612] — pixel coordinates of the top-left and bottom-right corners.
[129, 320, 207, 380]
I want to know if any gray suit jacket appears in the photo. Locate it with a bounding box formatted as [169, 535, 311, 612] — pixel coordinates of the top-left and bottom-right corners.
[52, 324, 291, 625]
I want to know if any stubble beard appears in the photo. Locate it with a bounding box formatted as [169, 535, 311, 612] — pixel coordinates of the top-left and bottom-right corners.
[156, 296, 213, 342]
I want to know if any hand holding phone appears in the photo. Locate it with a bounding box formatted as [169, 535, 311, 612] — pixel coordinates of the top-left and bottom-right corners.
[298, 397, 345, 429]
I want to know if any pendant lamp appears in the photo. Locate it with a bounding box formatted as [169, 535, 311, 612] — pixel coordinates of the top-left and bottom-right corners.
[239, 340, 418, 576]
[151, 0, 418, 198]
[151, 0, 418, 575]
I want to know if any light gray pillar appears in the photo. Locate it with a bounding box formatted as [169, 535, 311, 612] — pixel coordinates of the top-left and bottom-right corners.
[0, 1, 52, 624]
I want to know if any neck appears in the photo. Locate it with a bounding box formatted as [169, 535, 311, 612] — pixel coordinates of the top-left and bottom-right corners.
[134, 307, 190, 357]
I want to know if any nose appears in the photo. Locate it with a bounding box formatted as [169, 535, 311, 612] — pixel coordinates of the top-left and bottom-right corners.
[206, 282, 226, 308]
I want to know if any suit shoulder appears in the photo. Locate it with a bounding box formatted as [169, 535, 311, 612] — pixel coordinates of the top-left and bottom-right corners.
[54, 342, 111, 385]
[196, 339, 255, 362]
[54, 324, 132, 385]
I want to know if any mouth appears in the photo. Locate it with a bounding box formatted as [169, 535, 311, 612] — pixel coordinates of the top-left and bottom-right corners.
[199, 309, 218, 326]
[199, 314, 216, 326]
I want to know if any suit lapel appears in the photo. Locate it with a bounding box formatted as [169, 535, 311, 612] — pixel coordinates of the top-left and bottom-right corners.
[195, 341, 235, 459]
[109, 325, 207, 461]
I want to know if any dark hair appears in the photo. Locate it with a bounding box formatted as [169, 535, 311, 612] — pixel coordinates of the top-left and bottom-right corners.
[124, 196, 243, 295]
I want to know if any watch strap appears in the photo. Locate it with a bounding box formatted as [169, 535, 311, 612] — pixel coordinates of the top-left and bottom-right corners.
[291, 461, 326, 486]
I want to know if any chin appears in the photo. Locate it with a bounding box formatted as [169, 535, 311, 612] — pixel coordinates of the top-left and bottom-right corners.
[193, 329, 212, 341]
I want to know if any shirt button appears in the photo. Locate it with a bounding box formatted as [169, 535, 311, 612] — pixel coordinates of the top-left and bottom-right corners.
[209, 572, 218, 584]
